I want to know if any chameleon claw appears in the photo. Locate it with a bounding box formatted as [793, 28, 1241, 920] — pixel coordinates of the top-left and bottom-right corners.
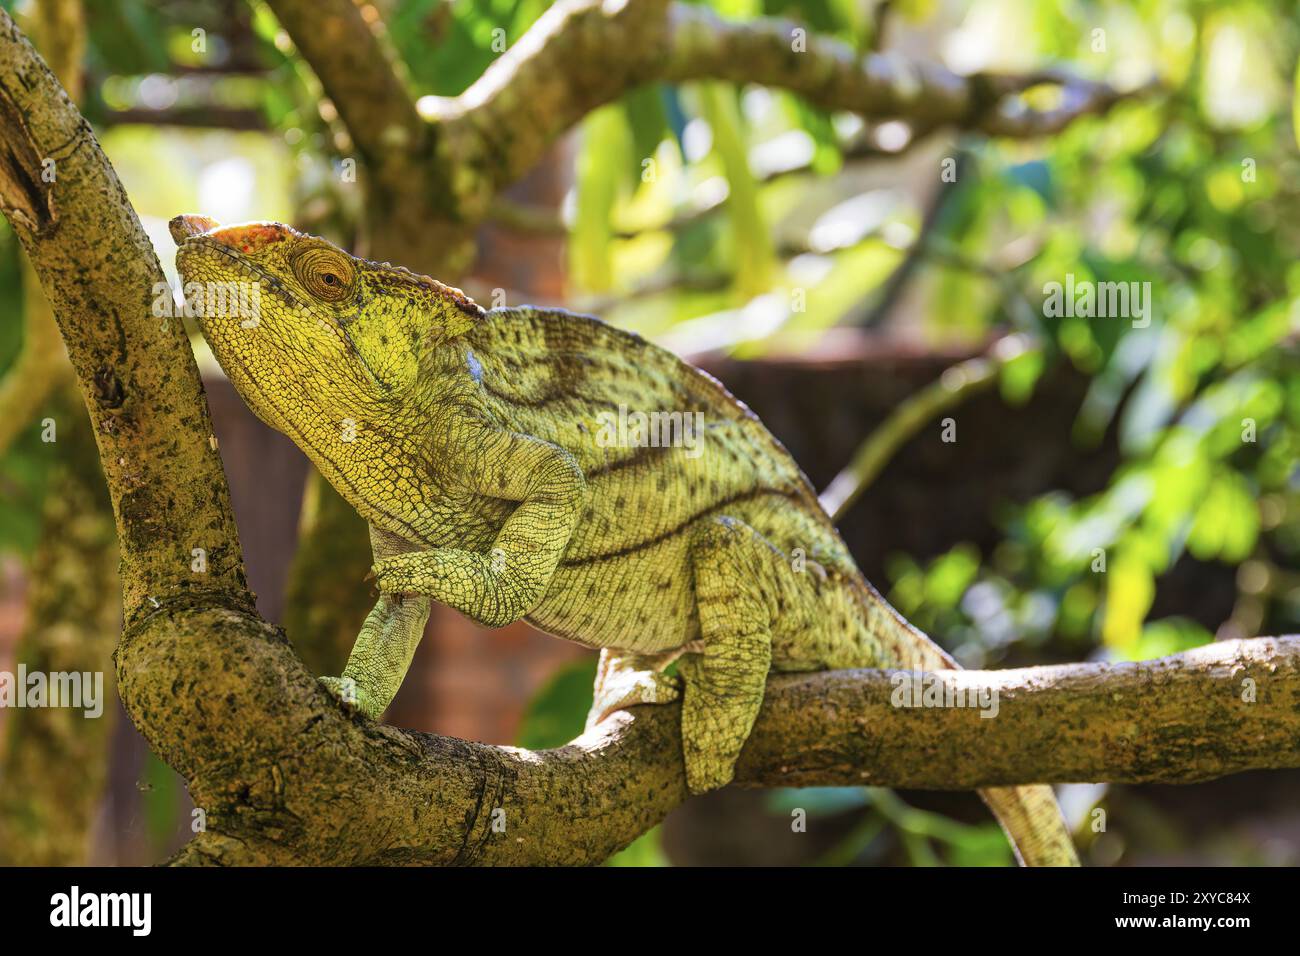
[318, 675, 378, 717]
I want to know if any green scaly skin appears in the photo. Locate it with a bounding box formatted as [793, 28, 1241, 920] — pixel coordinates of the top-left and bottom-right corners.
[171, 215, 1079, 865]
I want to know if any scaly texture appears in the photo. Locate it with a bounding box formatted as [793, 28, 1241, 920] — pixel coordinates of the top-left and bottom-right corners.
[172, 215, 1078, 864]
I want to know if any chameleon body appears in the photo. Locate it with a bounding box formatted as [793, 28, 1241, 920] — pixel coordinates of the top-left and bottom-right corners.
[171, 215, 1078, 866]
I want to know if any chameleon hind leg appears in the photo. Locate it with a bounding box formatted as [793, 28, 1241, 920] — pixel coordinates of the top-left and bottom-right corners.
[678, 516, 775, 795]
[319, 526, 431, 718]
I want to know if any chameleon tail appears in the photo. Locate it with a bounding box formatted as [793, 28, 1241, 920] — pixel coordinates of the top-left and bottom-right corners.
[851, 580, 1081, 867]
[978, 785, 1080, 867]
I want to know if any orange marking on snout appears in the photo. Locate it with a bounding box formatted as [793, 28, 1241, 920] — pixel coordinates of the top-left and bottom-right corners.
[206, 222, 299, 255]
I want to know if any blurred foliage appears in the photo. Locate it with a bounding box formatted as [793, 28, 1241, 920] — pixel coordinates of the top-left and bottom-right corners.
[516, 654, 597, 751]
[767, 786, 1015, 865]
[0, 222, 48, 555]
[553, 0, 1300, 864]
[871, 1, 1300, 679]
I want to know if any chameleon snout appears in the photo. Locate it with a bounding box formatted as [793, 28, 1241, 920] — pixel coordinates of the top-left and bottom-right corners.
[168, 214, 220, 243]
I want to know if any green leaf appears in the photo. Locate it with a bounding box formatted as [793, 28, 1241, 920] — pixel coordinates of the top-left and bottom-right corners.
[623, 85, 674, 168]
[924, 544, 981, 610]
[516, 656, 598, 750]
[1292, 51, 1300, 150]
[946, 824, 1016, 867]
[698, 83, 774, 298]
[999, 347, 1045, 406]
[1102, 547, 1154, 650]
[142, 751, 182, 852]
[1188, 470, 1259, 563]
[570, 106, 635, 293]
[1128, 617, 1213, 662]
[767, 786, 869, 815]
[605, 826, 668, 866]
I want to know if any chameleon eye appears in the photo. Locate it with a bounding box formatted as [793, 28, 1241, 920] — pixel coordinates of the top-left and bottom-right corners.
[292, 247, 355, 302]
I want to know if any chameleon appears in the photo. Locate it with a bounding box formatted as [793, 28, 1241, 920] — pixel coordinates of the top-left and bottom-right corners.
[170, 214, 1079, 866]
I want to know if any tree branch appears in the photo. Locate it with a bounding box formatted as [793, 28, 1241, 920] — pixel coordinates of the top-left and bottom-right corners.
[260, 0, 468, 272]
[261, 0, 1151, 274]
[0, 10, 248, 619]
[262, 0, 422, 184]
[157, 621, 1300, 866]
[434, 0, 1156, 197]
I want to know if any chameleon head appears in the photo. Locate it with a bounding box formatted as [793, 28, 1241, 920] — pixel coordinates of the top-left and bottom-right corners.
[170, 214, 483, 438]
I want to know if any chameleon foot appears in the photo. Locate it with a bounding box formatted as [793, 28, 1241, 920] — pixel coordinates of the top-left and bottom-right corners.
[585, 669, 682, 731]
[318, 675, 381, 718]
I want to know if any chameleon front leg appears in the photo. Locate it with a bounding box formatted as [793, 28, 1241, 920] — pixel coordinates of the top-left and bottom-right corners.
[372, 428, 586, 628]
[320, 526, 431, 717]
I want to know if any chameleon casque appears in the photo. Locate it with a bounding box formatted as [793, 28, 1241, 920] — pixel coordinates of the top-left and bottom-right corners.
[171, 214, 1079, 866]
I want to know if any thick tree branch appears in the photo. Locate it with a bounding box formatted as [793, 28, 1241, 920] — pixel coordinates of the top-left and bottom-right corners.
[433, 0, 1155, 199]
[261, 0, 467, 272]
[0, 11, 248, 619]
[260, 0, 1151, 274]
[154, 619, 1299, 866]
[262, 0, 421, 183]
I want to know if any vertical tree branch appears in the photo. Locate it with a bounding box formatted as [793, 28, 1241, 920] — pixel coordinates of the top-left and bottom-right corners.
[0, 10, 248, 619]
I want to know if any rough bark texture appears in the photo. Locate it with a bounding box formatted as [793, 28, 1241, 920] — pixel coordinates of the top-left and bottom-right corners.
[0, 10, 249, 621]
[151, 623, 1299, 866]
[262, 0, 461, 272]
